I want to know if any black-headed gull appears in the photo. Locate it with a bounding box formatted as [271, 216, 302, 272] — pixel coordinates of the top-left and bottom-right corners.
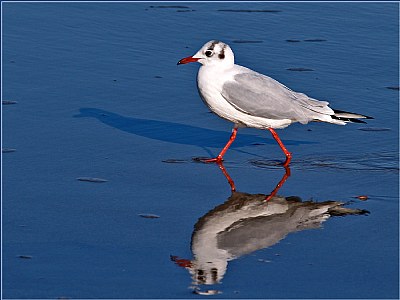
[177, 40, 372, 166]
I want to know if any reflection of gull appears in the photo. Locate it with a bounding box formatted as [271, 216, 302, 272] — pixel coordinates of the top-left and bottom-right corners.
[172, 163, 368, 291]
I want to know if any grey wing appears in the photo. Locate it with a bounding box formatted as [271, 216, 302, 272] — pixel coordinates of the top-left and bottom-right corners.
[221, 71, 334, 124]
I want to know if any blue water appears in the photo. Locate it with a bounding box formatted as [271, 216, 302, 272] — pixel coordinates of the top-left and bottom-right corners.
[2, 2, 399, 299]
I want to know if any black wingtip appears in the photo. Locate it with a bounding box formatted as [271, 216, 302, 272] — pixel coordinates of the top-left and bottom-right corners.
[333, 109, 373, 120]
[331, 115, 367, 124]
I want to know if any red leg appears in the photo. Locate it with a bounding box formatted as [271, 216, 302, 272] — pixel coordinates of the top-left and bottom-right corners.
[216, 161, 236, 191]
[268, 128, 292, 167]
[202, 127, 238, 163]
[170, 255, 192, 268]
[265, 166, 291, 201]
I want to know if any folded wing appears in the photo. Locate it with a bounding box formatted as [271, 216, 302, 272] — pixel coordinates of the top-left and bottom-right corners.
[221, 71, 335, 124]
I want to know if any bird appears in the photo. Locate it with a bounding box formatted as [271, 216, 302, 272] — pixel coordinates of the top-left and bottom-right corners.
[177, 40, 372, 166]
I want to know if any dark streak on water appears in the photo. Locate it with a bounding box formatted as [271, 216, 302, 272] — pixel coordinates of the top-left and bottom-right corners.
[76, 177, 108, 183]
[162, 159, 188, 164]
[138, 214, 160, 219]
[286, 39, 327, 43]
[2, 100, 18, 105]
[217, 9, 282, 13]
[304, 38, 327, 42]
[358, 127, 391, 131]
[287, 67, 315, 71]
[18, 255, 32, 259]
[149, 5, 190, 9]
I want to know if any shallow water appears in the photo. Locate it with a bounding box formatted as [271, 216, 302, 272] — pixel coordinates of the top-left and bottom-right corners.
[2, 2, 399, 299]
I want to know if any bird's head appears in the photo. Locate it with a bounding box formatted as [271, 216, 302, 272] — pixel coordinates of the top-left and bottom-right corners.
[177, 40, 234, 68]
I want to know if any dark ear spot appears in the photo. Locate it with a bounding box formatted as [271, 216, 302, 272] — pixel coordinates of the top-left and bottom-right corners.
[218, 48, 225, 59]
[218, 45, 226, 59]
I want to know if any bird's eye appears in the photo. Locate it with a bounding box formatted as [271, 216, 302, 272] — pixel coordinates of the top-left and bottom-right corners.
[205, 50, 213, 57]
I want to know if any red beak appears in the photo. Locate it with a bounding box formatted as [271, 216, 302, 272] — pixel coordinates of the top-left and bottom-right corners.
[177, 56, 200, 65]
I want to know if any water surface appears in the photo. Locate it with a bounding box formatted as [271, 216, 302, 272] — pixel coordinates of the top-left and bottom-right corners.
[2, 2, 399, 298]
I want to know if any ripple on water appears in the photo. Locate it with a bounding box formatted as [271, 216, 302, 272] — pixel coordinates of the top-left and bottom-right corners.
[250, 151, 399, 173]
[162, 159, 189, 163]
